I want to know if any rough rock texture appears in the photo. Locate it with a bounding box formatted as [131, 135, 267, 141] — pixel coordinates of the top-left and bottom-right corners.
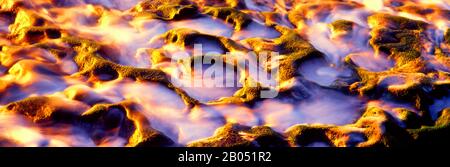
[0, 0, 449, 147]
[188, 123, 288, 147]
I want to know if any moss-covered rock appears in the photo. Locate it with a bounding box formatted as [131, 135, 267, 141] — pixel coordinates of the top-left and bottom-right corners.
[1, 97, 175, 147]
[367, 13, 429, 67]
[194, 0, 245, 8]
[268, 26, 323, 82]
[285, 124, 334, 147]
[202, 6, 252, 31]
[188, 123, 288, 147]
[354, 106, 414, 147]
[82, 102, 175, 147]
[330, 20, 354, 34]
[368, 13, 428, 30]
[8, 10, 62, 44]
[392, 108, 422, 129]
[284, 106, 422, 147]
[61, 36, 198, 106]
[131, 0, 192, 12]
[348, 67, 438, 112]
[134, 4, 199, 20]
[435, 108, 450, 126]
[408, 108, 450, 146]
[370, 28, 423, 66]
[162, 28, 246, 52]
[1, 96, 88, 123]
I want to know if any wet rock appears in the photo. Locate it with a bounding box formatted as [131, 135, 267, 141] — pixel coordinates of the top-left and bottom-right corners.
[129, 128, 175, 147]
[408, 108, 450, 146]
[149, 49, 171, 65]
[370, 28, 423, 66]
[63, 85, 111, 106]
[436, 108, 450, 126]
[348, 68, 438, 112]
[132, 0, 198, 20]
[61, 36, 198, 106]
[8, 10, 62, 44]
[81, 102, 175, 147]
[203, 6, 252, 31]
[1, 96, 88, 124]
[245, 126, 289, 147]
[188, 123, 288, 147]
[213, 26, 323, 104]
[392, 108, 421, 129]
[244, 26, 323, 82]
[261, 12, 287, 26]
[81, 104, 134, 138]
[368, 13, 428, 30]
[354, 106, 414, 147]
[273, 26, 323, 82]
[285, 106, 419, 147]
[329, 20, 355, 38]
[285, 124, 334, 147]
[132, 0, 192, 12]
[194, 0, 245, 8]
[136, 5, 199, 20]
[0, 45, 57, 67]
[368, 13, 429, 67]
[162, 28, 230, 52]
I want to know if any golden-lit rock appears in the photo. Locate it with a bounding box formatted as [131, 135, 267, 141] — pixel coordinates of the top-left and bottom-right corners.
[132, 0, 192, 12]
[203, 6, 252, 30]
[285, 124, 334, 147]
[0, 0, 449, 147]
[392, 108, 421, 129]
[188, 123, 288, 147]
[368, 13, 428, 30]
[408, 108, 450, 146]
[81, 102, 175, 147]
[1, 96, 88, 123]
[329, 20, 355, 38]
[61, 36, 198, 106]
[8, 10, 62, 44]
